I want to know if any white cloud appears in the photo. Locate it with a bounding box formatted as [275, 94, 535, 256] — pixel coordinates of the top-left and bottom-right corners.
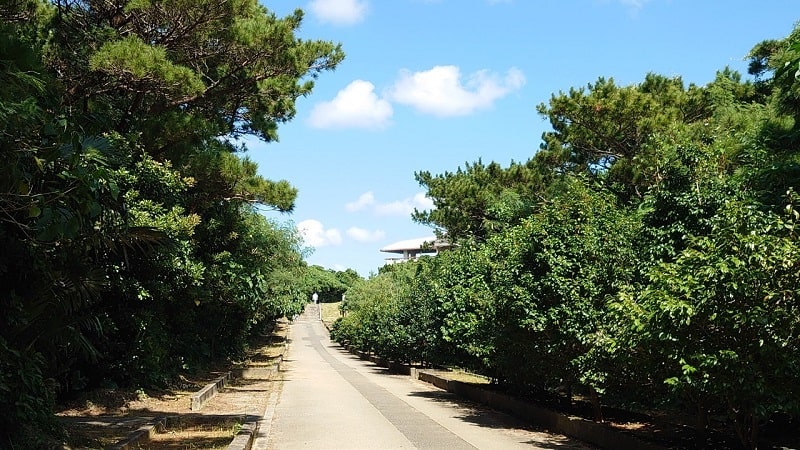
[345, 191, 376, 212]
[345, 191, 433, 217]
[308, 80, 393, 129]
[387, 65, 526, 117]
[619, 0, 651, 8]
[413, 192, 435, 210]
[296, 219, 342, 247]
[374, 192, 434, 216]
[346, 227, 386, 243]
[607, 0, 651, 15]
[307, 0, 368, 26]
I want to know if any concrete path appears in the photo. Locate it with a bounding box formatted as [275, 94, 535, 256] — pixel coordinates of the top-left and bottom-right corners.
[256, 306, 594, 450]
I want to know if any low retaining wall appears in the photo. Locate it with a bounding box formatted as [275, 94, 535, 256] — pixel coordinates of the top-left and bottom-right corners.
[228, 419, 257, 450]
[191, 372, 231, 411]
[109, 416, 167, 450]
[227, 349, 286, 450]
[228, 389, 281, 450]
[417, 372, 666, 450]
[232, 355, 283, 381]
[340, 344, 667, 450]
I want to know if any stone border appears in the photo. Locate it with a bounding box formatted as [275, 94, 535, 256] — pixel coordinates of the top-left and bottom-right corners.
[223, 313, 665, 449]
[227, 388, 281, 450]
[340, 344, 668, 450]
[108, 416, 167, 450]
[191, 331, 288, 412]
[113, 357, 286, 450]
[191, 371, 231, 411]
[414, 371, 667, 450]
[108, 333, 288, 449]
[231, 354, 284, 381]
[226, 341, 288, 450]
[111, 414, 261, 450]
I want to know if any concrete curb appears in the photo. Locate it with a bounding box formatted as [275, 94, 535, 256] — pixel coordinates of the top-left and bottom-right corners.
[226, 329, 290, 450]
[225, 364, 284, 450]
[108, 416, 167, 450]
[191, 372, 231, 411]
[237, 388, 281, 450]
[227, 417, 257, 450]
[108, 330, 288, 449]
[414, 371, 667, 450]
[338, 343, 668, 450]
[231, 354, 283, 381]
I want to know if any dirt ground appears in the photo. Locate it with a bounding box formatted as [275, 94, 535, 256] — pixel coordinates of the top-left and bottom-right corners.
[56, 319, 289, 449]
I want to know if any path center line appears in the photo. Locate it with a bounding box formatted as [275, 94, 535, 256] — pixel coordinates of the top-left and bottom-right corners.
[306, 321, 476, 450]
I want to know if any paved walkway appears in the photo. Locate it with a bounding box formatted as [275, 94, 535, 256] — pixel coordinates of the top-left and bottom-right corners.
[256, 306, 593, 450]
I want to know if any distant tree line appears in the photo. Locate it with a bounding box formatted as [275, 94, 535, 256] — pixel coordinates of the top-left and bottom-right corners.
[332, 24, 800, 450]
[0, 1, 347, 447]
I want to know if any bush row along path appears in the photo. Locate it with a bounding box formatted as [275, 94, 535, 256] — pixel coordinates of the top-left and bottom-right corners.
[258, 305, 594, 449]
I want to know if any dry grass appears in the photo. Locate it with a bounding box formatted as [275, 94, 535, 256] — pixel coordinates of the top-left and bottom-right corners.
[320, 301, 342, 328]
[57, 319, 288, 449]
[439, 368, 491, 385]
[237, 319, 289, 367]
[143, 418, 241, 450]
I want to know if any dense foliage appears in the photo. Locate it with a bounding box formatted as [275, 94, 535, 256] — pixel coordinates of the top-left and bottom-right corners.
[0, 1, 343, 447]
[333, 24, 800, 449]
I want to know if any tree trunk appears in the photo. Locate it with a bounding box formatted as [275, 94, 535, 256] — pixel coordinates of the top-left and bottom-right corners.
[733, 409, 759, 450]
[565, 383, 573, 409]
[589, 385, 604, 422]
[696, 402, 709, 430]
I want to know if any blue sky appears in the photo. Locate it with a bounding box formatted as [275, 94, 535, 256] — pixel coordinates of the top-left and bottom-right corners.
[248, 0, 798, 277]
